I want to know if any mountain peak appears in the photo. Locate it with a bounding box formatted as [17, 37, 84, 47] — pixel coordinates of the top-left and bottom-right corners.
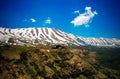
[0, 27, 120, 47]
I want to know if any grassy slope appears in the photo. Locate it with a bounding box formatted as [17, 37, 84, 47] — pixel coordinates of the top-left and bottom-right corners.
[0, 45, 120, 79]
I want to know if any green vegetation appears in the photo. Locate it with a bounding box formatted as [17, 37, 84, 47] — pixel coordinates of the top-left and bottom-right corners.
[0, 45, 120, 79]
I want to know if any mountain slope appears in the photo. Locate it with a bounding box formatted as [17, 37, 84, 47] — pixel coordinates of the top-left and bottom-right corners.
[0, 27, 120, 47]
[0, 46, 120, 79]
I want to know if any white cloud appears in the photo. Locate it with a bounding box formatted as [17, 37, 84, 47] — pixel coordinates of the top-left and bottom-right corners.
[45, 17, 51, 24]
[74, 10, 80, 14]
[71, 6, 98, 27]
[30, 18, 36, 22]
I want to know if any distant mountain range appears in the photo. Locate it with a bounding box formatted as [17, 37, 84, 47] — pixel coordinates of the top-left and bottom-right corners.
[0, 27, 120, 47]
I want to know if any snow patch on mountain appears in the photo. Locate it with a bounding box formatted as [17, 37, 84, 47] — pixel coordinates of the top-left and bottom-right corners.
[0, 27, 120, 47]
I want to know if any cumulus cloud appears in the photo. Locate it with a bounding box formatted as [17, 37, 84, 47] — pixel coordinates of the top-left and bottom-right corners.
[45, 17, 51, 24]
[71, 6, 98, 27]
[30, 18, 36, 22]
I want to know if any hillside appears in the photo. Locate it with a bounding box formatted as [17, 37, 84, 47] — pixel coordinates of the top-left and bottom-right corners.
[0, 45, 120, 79]
[0, 27, 120, 47]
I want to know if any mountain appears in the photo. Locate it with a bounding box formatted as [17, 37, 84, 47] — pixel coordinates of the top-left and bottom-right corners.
[0, 27, 120, 47]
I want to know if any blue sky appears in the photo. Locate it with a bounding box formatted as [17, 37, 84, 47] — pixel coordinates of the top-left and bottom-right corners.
[0, 0, 120, 39]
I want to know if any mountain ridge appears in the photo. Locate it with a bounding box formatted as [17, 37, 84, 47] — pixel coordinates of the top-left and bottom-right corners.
[0, 27, 120, 47]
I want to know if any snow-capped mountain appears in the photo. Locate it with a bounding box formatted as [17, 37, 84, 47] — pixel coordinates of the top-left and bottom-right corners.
[0, 27, 120, 47]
